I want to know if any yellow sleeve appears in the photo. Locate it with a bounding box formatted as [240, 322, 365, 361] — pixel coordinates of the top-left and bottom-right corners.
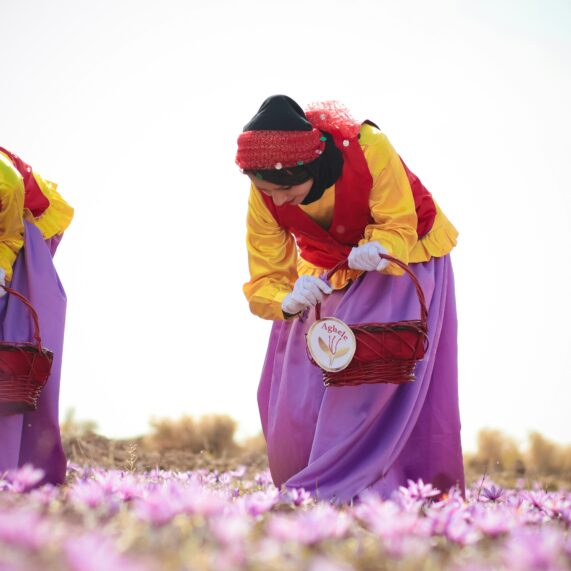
[243, 184, 299, 320]
[359, 125, 418, 276]
[409, 201, 458, 262]
[26, 171, 74, 239]
[0, 152, 25, 282]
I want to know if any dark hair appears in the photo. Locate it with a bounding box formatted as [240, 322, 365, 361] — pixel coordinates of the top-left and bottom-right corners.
[244, 165, 312, 186]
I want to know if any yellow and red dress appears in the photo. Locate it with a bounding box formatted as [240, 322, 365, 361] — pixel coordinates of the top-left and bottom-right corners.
[244, 122, 458, 320]
[0, 147, 73, 281]
[0, 147, 73, 486]
[244, 122, 464, 502]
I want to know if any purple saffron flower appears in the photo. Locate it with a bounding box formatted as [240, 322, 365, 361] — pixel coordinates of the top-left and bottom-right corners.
[397, 479, 441, 511]
[93, 470, 126, 494]
[133, 488, 181, 526]
[209, 514, 252, 545]
[147, 468, 162, 481]
[352, 491, 388, 523]
[254, 471, 273, 487]
[0, 473, 10, 492]
[427, 503, 465, 536]
[433, 485, 465, 509]
[525, 489, 550, 512]
[6, 464, 45, 493]
[383, 535, 431, 559]
[66, 461, 85, 475]
[502, 526, 565, 571]
[472, 506, 514, 538]
[94, 472, 143, 502]
[543, 494, 571, 521]
[521, 490, 555, 525]
[560, 506, 571, 526]
[238, 489, 279, 516]
[372, 503, 428, 540]
[0, 509, 51, 549]
[444, 512, 481, 546]
[65, 533, 151, 571]
[280, 487, 313, 507]
[296, 504, 352, 545]
[505, 493, 525, 510]
[267, 504, 351, 545]
[481, 485, 505, 502]
[69, 480, 108, 510]
[307, 556, 356, 571]
[178, 485, 227, 517]
[230, 465, 247, 478]
[29, 483, 60, 505]
[266, 514, 302, 542]
[453, 565, 496, 571]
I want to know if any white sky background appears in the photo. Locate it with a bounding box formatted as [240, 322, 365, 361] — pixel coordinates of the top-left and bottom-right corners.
[2, 0, 570, 450]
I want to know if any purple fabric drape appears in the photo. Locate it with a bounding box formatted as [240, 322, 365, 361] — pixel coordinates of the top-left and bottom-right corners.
[0, 223, 67, 485]
[257, 255, 464, 503]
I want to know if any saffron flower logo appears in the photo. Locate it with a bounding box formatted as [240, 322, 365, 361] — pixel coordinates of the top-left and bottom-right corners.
[307, 317, 356, 372]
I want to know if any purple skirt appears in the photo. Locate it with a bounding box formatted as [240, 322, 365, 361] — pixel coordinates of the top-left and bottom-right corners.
[258, 255, 464, 503]
[0, 222, 67, 485]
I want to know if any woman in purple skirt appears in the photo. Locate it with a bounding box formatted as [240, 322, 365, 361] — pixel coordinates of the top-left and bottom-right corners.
[0, 147, 73, 486]
[236, 96, 464, 503]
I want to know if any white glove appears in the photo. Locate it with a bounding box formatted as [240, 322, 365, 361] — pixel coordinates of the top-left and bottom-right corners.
[348, 241, 389, 272]
[282, 275, 332, 315]
[0, 268, 6, 298]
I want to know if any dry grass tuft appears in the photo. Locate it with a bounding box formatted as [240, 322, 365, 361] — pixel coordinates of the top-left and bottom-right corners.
[144, 414, 239, 455]
[526, 431, 571, 477]
[466, 428, 524, 474]
[62, 413, 267, 476]
[464, 429, 571, 489]
[60, 408, 98, 438]
[239, 431, 268, 456]
[61, 410, 571, 489]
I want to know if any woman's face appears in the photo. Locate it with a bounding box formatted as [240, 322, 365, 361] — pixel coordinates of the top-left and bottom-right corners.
[248, 175, 313, 206]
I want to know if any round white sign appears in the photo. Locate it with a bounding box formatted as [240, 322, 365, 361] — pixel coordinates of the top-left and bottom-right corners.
[306, 317, 356, 372]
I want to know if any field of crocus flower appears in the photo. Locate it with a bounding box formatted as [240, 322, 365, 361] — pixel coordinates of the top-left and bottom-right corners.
[1, 459, 571, 571]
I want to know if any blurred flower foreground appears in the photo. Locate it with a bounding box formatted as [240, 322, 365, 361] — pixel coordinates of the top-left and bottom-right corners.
[0, 414, 570, 571]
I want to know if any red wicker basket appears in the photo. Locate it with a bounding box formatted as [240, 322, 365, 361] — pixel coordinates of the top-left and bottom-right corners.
[308, 253, 429, 387]
[0, 287, 53, 416]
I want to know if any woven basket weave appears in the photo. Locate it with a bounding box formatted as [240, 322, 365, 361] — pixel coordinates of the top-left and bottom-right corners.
[310, 253, 429, 387]
[0, 287, 53, 416]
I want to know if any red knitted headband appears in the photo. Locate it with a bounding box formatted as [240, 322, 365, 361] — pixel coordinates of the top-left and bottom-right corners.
[236, 128, 326, 171]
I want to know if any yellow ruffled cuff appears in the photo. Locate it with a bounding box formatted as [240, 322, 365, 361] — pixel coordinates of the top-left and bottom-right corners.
[297, 257, 362, 290]
[297, 249, 406, 289]
[24, 174, 74, 239]
[409, 202, 458, 263]
[245, 286, 291, 321]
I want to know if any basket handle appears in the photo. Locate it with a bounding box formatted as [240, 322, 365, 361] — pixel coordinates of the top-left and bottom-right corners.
[315, 253, 428, 326]
[0, 286, 45, 352]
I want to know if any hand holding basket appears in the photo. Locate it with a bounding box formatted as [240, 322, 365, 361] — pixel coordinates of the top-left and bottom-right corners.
[306, 253, 429, 387]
